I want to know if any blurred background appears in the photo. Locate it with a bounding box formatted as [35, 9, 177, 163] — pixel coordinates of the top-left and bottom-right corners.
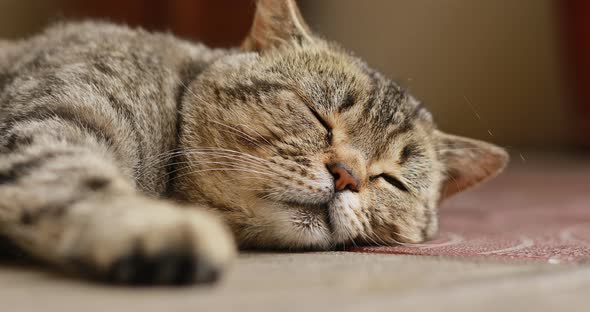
[0, 0, 588, 154]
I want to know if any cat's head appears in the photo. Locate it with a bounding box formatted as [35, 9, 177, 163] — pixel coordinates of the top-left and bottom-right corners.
[177, 0, 508, 249]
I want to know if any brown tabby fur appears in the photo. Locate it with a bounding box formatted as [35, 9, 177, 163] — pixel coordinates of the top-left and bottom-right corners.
[0, 0, 508, 285]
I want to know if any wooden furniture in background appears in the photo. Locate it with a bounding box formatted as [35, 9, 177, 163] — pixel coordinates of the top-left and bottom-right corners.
[562, 1, 590, 148]
[63, 0, 255, 47]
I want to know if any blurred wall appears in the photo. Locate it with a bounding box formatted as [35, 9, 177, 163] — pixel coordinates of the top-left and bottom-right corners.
[302, 0, 571, 148]
[0, 0, 61, 39]
[0, 0, 572, 149]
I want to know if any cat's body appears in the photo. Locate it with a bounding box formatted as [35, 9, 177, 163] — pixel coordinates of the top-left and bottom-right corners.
[1, 22, 227, 195]
[0, 0, 508, 285]
[0, 22, 236, 283]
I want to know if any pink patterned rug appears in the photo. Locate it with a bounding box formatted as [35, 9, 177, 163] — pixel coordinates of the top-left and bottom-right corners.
[349, 157, 590, 263]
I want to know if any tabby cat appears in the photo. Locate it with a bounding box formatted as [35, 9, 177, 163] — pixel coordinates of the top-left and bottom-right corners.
[0, 0, 508, 285]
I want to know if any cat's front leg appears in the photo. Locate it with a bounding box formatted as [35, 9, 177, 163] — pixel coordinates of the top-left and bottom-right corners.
[0, 142, 235, 285]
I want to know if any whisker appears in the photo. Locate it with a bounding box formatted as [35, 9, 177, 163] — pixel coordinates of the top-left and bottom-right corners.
[168, 167, 280, 184]
[236, 123, 273, 146]
[179, 151, 270, 168]
[210, 120, 274, 154]
[183, 147, 270, 163]
[155, 155, 272, 173]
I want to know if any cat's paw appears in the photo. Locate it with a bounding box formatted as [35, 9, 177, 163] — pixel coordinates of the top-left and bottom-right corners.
[57, 196, 236, 285]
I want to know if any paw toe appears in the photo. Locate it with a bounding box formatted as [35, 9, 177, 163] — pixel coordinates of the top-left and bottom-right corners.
[104, 250, 220, 286]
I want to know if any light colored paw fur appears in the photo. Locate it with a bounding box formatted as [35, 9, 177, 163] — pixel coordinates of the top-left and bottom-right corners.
[55, 196, 236, 284]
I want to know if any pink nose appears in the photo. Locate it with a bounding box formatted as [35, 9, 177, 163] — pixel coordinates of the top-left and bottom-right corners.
[328, 163, 360, 192]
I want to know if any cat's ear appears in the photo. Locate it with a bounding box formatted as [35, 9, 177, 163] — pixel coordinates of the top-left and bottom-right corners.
[242, 0, 314, 51]
[435, 130, 509, 200]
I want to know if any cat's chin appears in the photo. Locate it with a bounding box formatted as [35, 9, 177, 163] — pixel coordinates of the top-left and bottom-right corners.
[326, 191, 365, 244]
[274, 202, 335, 250]
[264, 192, 364, 249]
[234, 193, 367, 250]
[230, 198, 332, 250]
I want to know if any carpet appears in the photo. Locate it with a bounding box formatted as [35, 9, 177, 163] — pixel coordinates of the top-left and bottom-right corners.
[350, 155, 590, 263]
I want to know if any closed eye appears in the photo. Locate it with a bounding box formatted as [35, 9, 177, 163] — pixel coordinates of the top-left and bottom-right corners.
[375, 174, 409, 192]
[308, 108, 333, 143]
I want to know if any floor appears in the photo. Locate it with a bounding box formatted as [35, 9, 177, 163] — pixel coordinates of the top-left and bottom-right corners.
[1, 253, 589, 312]
[1, 154, 589, 311]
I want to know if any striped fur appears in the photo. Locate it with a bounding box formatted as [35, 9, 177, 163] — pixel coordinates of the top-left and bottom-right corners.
[0, 0, 508, 285]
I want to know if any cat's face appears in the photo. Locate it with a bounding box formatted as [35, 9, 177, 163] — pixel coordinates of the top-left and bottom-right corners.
[176, 0, 508, 249]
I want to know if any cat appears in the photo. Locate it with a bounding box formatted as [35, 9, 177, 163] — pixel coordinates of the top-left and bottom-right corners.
[0, 0, 508, 285]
